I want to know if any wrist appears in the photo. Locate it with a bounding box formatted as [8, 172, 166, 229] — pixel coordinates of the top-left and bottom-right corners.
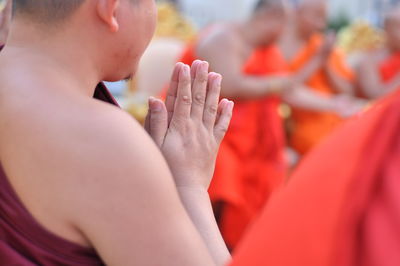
[176, 186, 212, 210]
[266, 79, 289, 95]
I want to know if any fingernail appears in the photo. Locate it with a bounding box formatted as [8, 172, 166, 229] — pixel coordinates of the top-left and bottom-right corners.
[201, 61, 209, 72]
[183, 64, 190, 75]
[150, 98, 162, 111]
[193, 60, 201, 67]
[228, 101, 234, 111]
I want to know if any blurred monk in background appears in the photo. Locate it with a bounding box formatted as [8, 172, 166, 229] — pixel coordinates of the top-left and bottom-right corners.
[178, 0, 354, 249]
[280, 0, 356, 156]
[357, 6, 400, 99]
[179, 0, 290, 250]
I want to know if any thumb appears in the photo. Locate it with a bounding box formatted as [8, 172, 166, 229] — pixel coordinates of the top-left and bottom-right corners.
[148, 97, 168, 147]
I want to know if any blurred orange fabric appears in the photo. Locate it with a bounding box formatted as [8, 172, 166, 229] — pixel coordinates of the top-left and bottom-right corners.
[288, 34, 354, 155]
[380, 51, 400, 83]
[179, 44, 288, 249]
[231, 90, 400, 266]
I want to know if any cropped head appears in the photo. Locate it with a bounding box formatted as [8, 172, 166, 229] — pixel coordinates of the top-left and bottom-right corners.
[384, 6, 400, 51]
[251, 0, 288, 46]
[12, 0, 157, 81]
[295, 0, 327, 38]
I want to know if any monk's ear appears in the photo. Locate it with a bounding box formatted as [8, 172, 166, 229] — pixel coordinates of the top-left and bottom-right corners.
[96, 0, 120, 32]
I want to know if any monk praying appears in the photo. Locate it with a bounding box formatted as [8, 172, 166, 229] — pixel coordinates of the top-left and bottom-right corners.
[0, 0, 234, 265]
[180, 0, 291, 250]
[178, 0, 356, 250]
[280, 0, 356, 155]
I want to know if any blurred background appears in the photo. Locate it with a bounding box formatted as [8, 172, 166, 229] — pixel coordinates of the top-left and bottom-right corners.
[117, 0, 399, 122]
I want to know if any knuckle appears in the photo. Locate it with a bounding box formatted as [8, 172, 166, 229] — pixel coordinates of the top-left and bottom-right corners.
[219, 125, 229, 134]
[197, 75, 209, 84]
[180, 95, 192, 105]
[207, 105, 218, 115]
[216, 125, 228, 136]
[193, 93, 205, 105]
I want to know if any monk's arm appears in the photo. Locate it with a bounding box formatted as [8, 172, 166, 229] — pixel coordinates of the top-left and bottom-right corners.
[292, 51, 326, 84]
[196, 35, 289, 100]
[324, 64, 354, 95]
[60, 109, 224, 266]
[283, 86, 338, 111]
[358, 57, 400, 99]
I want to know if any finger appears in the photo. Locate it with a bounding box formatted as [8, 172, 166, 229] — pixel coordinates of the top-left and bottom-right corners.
[214, 99, 234, 143]
[171, 64, 192, 123]
[166, 63, 183, 124]
[203, 73, 222, 129]
[191, 61, 209, 120]
[191, 60, 202, 87]
[148, 97, 168, 147]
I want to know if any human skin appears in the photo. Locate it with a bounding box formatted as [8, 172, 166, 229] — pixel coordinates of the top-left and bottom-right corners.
[0, 0, 232, 265]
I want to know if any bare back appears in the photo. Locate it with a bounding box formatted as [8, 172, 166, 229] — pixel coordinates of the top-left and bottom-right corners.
[0, 49, 142, 246]
[0, 47, 219, 265]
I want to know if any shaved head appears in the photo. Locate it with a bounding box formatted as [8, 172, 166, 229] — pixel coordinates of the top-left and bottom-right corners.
[296, 0, 326, 8]
[12, 0, 84, 23]
[249, 0, 288, 46]
[253, 0, 285, 13]
[294, 0, 327, 37]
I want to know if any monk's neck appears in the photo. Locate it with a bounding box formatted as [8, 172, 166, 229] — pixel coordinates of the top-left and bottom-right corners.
[5, 19, 102, 97]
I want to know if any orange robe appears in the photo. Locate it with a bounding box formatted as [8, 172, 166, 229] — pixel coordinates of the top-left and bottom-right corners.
[288, 34, 354, 155]
[231, 90, 400, 266]
[178, 42, 288, 249]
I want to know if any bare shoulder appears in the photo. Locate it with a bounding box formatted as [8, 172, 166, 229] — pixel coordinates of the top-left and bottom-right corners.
[0, 93, 176, 245]
[196, 24, 239, 57]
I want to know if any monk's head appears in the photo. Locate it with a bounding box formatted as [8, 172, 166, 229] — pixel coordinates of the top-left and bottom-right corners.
[384, 6, 400, 52]
[295, 0, 327, 38]
[11, 0, 157, 81]
[251, 0, 288, 47]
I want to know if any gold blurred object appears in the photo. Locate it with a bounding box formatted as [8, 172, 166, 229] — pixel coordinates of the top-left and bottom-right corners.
[0, 0, 6, 12]
[126, 101, 148, 125]
[338, 21, 385, 54]
[278, 103, 292, 119]
[155, 2, 196, 42]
